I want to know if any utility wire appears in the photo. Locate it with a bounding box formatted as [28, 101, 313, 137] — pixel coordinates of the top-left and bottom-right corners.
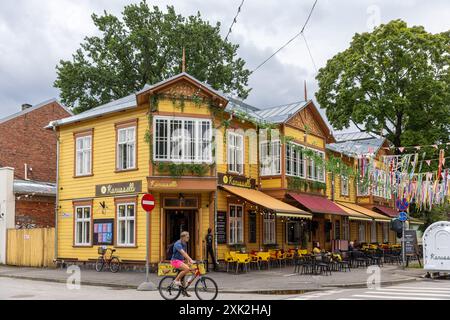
[225, 0, 245, 42]
[302, 32, 318, 73]
[251, 0, 318, 74]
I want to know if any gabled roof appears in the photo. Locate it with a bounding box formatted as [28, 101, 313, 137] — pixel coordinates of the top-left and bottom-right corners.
[47, 91, 144, 128]
[326, 132, 386, 157]
[49, 72, 232, 129]
[0, 98, 73, 125]
[256, 101, 309, 123]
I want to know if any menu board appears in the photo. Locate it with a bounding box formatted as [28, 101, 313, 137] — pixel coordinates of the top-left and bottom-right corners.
[404, 230, 418, 255]
[217, 211, 227, 244]
[93, 219, 114, 245]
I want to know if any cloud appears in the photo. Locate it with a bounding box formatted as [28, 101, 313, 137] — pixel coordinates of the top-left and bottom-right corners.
[0, 0, 449, 136]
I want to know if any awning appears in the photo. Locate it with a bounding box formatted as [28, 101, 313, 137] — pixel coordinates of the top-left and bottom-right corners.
[287, 192, 348, 216]
[373, 205, 398, 218]
[220, 186, 312, 219]
[409, 217, 425, 225]
[336, 202, 390, 222]
[334, 203, 373, 221]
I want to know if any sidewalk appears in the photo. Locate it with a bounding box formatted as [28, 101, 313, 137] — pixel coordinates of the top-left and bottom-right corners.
[0, 264, 425, 294]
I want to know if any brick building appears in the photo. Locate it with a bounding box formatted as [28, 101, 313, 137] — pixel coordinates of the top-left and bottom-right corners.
[0, 99, 72, 228]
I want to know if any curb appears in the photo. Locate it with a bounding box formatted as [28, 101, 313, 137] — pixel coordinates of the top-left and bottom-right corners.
[0, 273, 421, 295]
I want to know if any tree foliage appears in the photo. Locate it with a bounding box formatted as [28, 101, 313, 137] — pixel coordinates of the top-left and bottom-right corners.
[54, 1, 251, 114]
[316, 20, 450, 149]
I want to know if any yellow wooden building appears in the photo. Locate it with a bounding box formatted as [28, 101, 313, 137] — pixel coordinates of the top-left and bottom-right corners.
[49, 73, 309, 267]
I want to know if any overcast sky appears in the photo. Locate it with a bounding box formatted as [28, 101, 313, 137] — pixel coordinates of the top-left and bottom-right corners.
[0, 0, 449, 131]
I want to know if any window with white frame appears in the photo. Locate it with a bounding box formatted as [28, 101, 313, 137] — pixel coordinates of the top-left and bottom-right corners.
[342, 217, 350, 241]
[153, 117, 212, 163]
[117, 127, 136, 170]
[370, 221, 377, 243]
[260, 140, 281, 176]
[227, 131, 244, 174]
[382, 222, 389, 243]
[305, 149, 325, 182]
[264, 213, 276, 244]
[75, 206, 91, 246]
[229, 204, 243, 244]
[117, 203, 136, 246]
[357, 178, 369, 196]
[358, 222, 366, 242]
[75, 136, 92, 176]
[286, 143, 306, 178]
[341, 175, 349, 196]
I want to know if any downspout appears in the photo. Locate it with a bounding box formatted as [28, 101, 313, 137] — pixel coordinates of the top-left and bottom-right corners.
[53, 124, 59, 265]
[214, 190, 218, 265]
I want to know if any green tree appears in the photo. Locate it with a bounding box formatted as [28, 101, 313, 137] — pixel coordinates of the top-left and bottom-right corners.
[316, 20, 450, 149]
[54, 1, 251, 114]
[410, 203, 450, 233]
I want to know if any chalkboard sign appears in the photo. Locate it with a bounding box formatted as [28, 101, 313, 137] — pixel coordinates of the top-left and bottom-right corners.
[248, 211, 257, 243]
[93, 219, 114, 245]
[404, 230, 418, 255]
[217, 211, 227, 244]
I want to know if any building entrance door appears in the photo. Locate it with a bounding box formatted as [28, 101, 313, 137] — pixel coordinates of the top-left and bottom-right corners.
[166, 210, 196, 258]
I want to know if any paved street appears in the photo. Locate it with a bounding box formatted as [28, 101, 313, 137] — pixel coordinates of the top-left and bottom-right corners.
[285, 280, 450, 300]
[1, 276, 449, 300]
[0, 277, 297, 300]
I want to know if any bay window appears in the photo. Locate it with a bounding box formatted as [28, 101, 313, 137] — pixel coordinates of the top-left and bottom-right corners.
[260, 140, 281, 176]
[286, 143, 306, 178]
[153, 116, 212, 163]
[228, 131, 244, 174]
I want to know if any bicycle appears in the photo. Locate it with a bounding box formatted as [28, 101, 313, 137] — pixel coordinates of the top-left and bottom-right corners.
[158, 261, 218, 300]
[95, 247, 121, 273]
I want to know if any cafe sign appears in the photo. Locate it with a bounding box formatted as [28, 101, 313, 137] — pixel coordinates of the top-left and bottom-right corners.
[96, 180, 142, 197]
[218, 173, 256, 189]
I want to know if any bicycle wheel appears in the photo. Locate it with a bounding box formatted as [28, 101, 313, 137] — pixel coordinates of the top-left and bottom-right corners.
[109, 257, 121, 273]
[195, 276, 218, 300]
[95, 257, 105, 272]
[158, 276, 182, 301]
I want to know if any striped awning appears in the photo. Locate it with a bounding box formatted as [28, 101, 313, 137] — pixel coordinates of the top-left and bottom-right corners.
[220, 186, 312, 219]
[336, 202, 391, 222]
[334, 202, 373, 221]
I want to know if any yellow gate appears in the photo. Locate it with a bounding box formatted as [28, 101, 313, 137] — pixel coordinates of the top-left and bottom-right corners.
[6, 228, 55, 268]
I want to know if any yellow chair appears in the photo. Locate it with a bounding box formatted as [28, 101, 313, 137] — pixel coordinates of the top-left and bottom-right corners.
[225, 251, 238, 273]
[235, 253, 251, 273]
[256, 252, 271, 269]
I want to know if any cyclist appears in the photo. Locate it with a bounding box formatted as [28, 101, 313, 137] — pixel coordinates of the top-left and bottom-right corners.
[171, 231, 195, 293]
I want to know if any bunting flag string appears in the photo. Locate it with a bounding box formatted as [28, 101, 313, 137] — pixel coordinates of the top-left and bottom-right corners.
[381, 141, 450, 151]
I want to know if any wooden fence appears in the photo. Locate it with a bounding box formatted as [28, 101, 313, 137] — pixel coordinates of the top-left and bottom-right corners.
[6, 228, 55, 268]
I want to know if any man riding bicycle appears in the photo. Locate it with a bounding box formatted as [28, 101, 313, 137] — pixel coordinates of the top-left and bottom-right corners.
[171, 231, 194, 296]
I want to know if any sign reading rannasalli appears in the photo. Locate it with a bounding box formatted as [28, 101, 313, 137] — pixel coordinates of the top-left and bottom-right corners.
[96, 181, 142, 196]
[218, 173, 256, 189]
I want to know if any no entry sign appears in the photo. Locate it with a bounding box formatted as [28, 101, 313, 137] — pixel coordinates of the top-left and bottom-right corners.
[141, 194, 156, 212]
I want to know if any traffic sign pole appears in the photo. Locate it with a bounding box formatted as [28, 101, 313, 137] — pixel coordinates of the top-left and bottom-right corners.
[137, 194, 157, 291]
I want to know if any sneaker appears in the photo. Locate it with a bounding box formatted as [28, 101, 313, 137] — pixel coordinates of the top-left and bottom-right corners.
[173, 280, 182, 287]
[181, 290, 191, 297]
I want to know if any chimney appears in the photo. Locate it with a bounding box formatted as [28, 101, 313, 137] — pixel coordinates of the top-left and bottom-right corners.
[22, 104, 32, 111]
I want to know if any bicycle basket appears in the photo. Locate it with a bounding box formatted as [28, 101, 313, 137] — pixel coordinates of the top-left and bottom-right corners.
[98, 247, 107, 255]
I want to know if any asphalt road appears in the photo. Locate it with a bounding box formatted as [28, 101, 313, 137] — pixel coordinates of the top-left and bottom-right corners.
[285, 279, 450, 300]
[1, 277, 449, 300]
[0, 277, 297, 300]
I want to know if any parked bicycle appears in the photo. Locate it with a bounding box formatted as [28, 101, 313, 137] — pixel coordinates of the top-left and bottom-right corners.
[95, 247, 120, 273]
[158, 261, 218, 300]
